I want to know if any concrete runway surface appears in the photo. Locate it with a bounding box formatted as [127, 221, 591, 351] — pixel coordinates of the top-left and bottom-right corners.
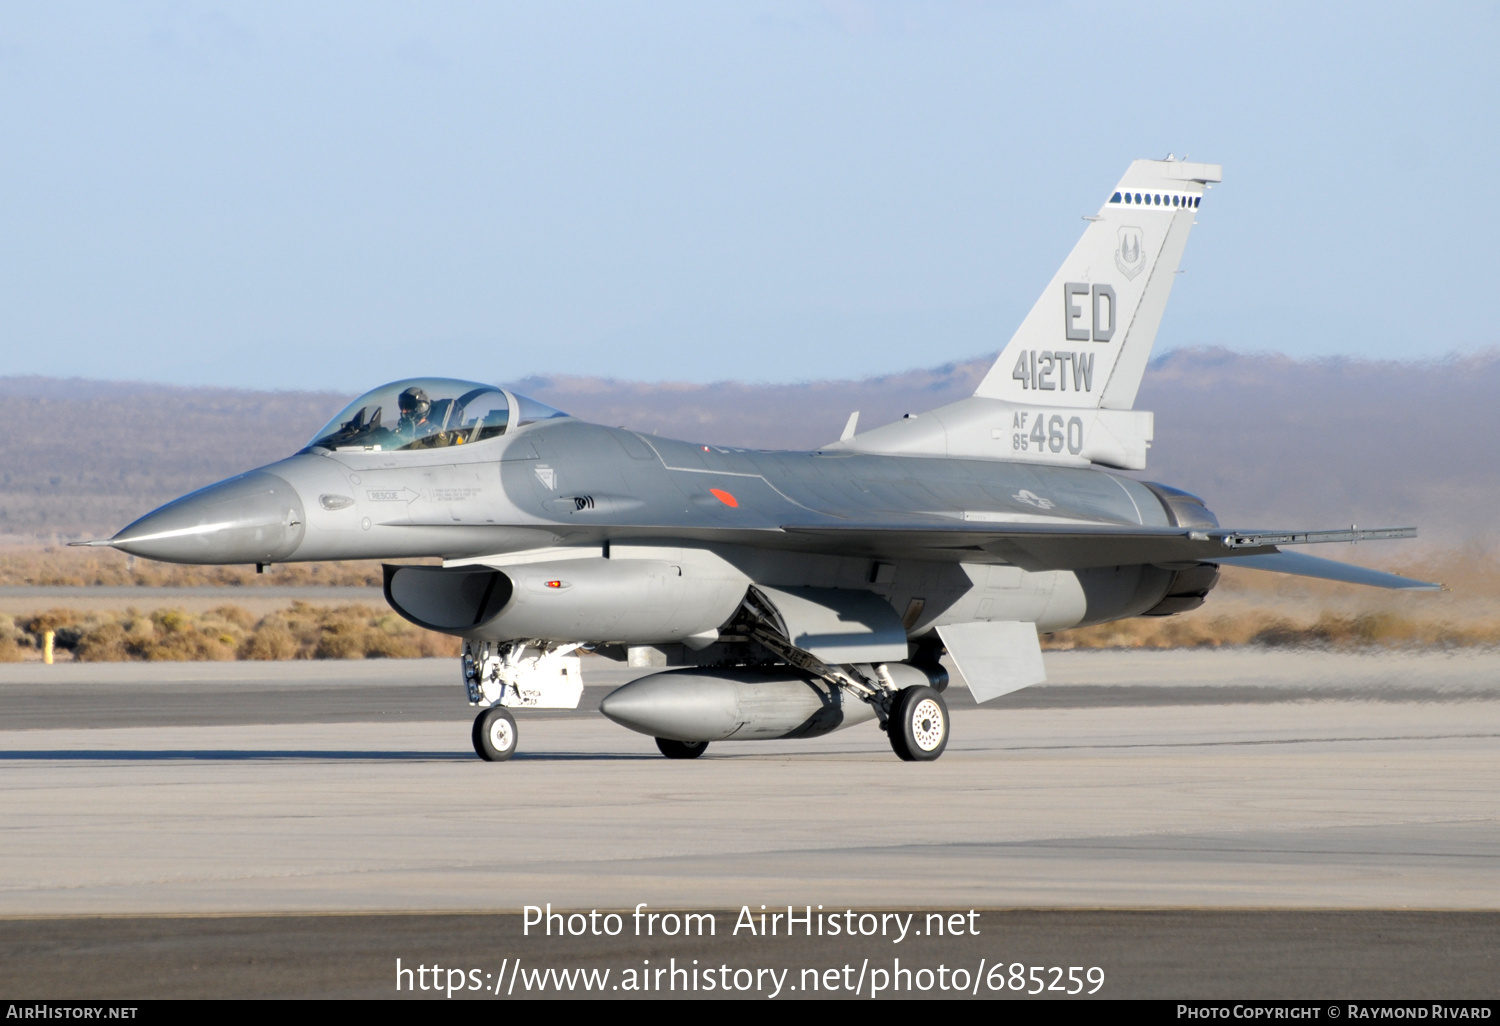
[1, 648, 1497, 997]
[3, 910, 1496, 999]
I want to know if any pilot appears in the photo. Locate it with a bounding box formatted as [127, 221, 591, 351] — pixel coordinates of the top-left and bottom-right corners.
[394, 387, 435, 444]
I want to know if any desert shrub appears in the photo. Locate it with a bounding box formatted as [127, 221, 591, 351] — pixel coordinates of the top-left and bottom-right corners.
[1248, 618, 1316, 647]
[313, 615, 370, 659]
[1045, 605, 1500, 652]
[0, 599, 468, 661]
[21, 608, 83, 637]
[211, 605, 255, 629]
[418, 632, 463, 658]
[75, 622, 130, 662]
[0, 615, 23, 663]
[135, 631, 236, 662]
[8, 591, 1493, 661]
[238, 625, 299, 660]
[0, 614, 24, 660]
[363, 631, 423, 659]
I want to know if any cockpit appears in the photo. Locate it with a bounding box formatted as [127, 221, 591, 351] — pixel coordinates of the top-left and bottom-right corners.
[305, 377, 566, 453]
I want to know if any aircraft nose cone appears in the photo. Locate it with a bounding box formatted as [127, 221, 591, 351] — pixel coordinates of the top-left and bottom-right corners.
[111, 471, 307, 564]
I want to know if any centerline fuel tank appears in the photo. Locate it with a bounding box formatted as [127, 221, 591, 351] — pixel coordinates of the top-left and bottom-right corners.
[598, 668, 876, 742]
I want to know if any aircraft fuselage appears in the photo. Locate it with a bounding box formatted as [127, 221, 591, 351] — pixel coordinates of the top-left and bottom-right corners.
[110, 416, 1205, 642]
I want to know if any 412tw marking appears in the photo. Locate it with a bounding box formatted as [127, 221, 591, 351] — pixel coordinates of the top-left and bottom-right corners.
[1012, 350, 1096, 392]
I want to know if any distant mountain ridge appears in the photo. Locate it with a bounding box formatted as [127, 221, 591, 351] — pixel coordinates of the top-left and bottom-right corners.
[2, 349, 1494, 544]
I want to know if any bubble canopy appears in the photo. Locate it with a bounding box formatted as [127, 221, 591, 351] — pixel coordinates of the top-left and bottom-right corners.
[305, 378, 565, 453]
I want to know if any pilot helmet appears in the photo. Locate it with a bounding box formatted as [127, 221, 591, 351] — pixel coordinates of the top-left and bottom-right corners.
[398, 387, 431, 420]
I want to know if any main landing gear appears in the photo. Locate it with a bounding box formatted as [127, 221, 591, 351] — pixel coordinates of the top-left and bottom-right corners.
[472, 706, 518, 762]
[886, 685, 949, 762]
[726, 592, 952, 762]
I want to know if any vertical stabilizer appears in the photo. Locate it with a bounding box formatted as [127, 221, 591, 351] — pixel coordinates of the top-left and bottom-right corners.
[973, 158, 1221, 410]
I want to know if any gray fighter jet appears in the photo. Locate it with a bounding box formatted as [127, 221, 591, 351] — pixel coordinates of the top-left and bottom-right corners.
[85, 158, 1437, 763]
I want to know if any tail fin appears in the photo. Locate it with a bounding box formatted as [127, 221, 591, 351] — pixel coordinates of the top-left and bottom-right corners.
[974, 158, 1221, 410]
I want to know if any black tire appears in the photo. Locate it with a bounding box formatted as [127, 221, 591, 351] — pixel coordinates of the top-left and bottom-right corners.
[887, 685, 949, 762]
[656, 738, 709, 760]
[473, 707, 518, 762]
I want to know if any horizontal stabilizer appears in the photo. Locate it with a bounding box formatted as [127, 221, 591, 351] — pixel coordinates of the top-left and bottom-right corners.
[1213, 551, 1441, 591]
[936, 621, 1046, 703]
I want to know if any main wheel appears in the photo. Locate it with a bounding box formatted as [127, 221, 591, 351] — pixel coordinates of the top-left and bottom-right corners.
[656, 738, 709, 760]
[887, 686, 949, 762]
[473, 706, 518, 761]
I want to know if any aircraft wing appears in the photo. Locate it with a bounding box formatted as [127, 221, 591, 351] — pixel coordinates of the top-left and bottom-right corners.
[777, 521, 1439, 588]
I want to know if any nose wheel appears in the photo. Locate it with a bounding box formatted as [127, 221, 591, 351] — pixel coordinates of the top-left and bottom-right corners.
[888, 685, 949, 762]
[473, 706, 518, 761]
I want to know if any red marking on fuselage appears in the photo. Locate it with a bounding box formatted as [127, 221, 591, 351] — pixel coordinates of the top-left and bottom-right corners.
[710, 488, 738, 508]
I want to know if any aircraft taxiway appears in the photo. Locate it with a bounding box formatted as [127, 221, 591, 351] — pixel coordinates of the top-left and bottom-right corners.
[2, 648, 1497, 915]
[2, 649, 1497, 997]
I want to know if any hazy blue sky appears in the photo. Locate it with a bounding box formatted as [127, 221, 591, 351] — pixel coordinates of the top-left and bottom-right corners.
[1, 2, 1496, 391]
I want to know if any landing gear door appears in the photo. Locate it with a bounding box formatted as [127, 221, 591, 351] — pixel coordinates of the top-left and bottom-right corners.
[935, 621, 1045, 703]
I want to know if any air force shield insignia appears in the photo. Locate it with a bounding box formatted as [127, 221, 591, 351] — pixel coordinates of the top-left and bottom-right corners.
[1115, 226, 1146, 280]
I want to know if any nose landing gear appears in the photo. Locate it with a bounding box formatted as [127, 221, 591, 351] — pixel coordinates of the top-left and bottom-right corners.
[463, 640, 588, 761]
[472, 706, 518, 761]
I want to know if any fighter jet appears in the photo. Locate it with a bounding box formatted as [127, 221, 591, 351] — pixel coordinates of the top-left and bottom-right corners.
[84, 158, 1437, 763]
